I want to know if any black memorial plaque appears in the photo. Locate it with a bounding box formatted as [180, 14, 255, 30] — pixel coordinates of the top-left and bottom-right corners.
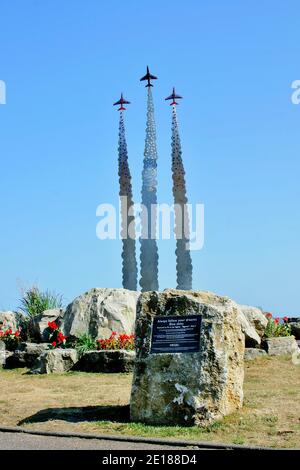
[150, 315, 201, 354]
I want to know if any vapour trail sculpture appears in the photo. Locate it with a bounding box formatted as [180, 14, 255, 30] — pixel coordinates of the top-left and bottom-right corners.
[139, 67, 159, 291]
[166, 88, 193, 290]
[113, 94, 138, 291]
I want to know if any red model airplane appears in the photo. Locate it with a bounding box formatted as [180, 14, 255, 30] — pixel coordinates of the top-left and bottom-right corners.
[113, 93, 130, 111]
[140, 66, 157, 87]
[165, 87, 183, 106]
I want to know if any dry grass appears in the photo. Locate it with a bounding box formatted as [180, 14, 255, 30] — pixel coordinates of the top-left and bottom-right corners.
[0, 356, 300, 448]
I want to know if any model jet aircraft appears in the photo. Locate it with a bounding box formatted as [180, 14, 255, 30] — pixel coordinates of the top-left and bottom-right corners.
[140, 66, 157, 87]
[165, 87, 183, 106]
[113, 93, 130, 111]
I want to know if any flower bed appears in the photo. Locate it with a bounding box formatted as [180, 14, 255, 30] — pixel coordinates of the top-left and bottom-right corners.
[264, 314, 291, 338]
[0, 328, 21, 351]
[96, 332, 135, 351]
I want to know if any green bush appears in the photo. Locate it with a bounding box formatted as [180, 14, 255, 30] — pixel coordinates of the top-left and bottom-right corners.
[19, 286, 63, 318]
[75, 333, 96, 358]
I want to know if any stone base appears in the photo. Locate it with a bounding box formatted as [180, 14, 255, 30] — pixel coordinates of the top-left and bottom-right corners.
[262, 336, 299, 356]
[75, 350, 135, 373]
[130, 290, 245, 427]
[30, 348, 78, 374]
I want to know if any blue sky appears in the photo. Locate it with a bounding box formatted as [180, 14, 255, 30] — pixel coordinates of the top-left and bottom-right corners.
[0, 0, 299, 315]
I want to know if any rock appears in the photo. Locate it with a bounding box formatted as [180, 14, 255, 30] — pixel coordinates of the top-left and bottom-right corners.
[244, 348, 267, 360]
[75, 350, 135, 373]
[289, 321, 300, 340]
[61, 288, 139, 340]
[0, 311, 17, 331]
[130, 289, 244, 427]
[0, 340, 5, 367]
[262, 336, 299, 356]
[29, 309, 64, 342]
[30, 349, 78, 374]
[239, 305, 268, 337]
[5, 342, 50, 368]
[237, 309, 261, 347]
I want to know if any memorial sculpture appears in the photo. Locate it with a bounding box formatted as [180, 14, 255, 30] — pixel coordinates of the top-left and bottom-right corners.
[113, 68, 194, 291]
[113, 94, 138, 291]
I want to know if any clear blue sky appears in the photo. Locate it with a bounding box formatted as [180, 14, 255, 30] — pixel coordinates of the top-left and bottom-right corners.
[0, 0, 299, 315]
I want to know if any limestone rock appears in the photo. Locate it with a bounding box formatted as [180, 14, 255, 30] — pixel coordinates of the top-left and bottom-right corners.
[29, 309, 64, 342]
[0, 340, 5, 367]
[5, 342, 50, 368]
[75, 350, 135, 373]
[237, 309, 261, 347]
[60, 288, 139, 340]
[262, 336, 299, 356]
[30, 348, 78, 374]
[244, 348, 267, 361]
[0, 311, 17, 331]
[239, 305, 267, 337]
[289, 320, 300, 340]
[130, 289, 244, 427]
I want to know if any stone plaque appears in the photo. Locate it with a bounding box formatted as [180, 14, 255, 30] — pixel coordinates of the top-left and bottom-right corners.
[150, 315, 201, 354]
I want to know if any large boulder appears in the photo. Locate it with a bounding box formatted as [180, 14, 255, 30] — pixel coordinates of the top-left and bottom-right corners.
[75, 350, 135, 373]
[60, 288, 139, 340]
[262, 336, 299, 356]
[130, 289, 244, 427]
[237, 309, 261, 347]
[0, 311, 17, 331]
[29, 309, 63, 342]
[5, 342, 50, 368]
[239, 305, 267, 337]
[30, 349, 78, 374]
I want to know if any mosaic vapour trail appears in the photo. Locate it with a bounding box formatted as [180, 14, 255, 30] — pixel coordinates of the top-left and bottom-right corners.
[171, 105, 193, 290]
[140, 87, 159, 292]
[118, 111, 138, 291]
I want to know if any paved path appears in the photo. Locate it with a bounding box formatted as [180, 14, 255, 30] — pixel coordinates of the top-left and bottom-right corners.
[0, 431, 198, 450]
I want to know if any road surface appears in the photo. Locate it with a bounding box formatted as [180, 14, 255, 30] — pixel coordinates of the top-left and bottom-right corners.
[0, 431, 199, 450]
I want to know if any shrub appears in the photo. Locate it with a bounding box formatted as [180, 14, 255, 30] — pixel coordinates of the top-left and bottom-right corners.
[264, 314, 291, 338]
[96, 332, 135, 351]
[75, 334, 96, 358]
[19, 286, 63, 318]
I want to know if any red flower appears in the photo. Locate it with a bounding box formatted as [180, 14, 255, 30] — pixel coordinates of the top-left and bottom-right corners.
[265, 313, 273, 319]
[14, 331, 20, 337]
[48, 321, 58, 331]
[52, 341, 57, 347]
[275, 318, 280, 324]
[283, 316, 289, 322]
[57, 332, 66, 343]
